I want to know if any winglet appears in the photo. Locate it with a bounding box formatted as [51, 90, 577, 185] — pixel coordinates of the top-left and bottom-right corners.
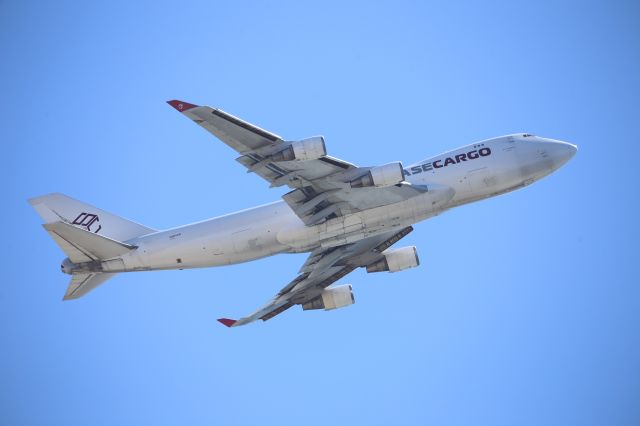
[167, 99, 199, 112]
[217, 318, 237, 327]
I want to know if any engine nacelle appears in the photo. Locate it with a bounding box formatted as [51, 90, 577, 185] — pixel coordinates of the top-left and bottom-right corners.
[366, 246, 420, 273]
[301, 284, 355, 311]
[351, 162, 405, 188]
[270, 136, 327, 162]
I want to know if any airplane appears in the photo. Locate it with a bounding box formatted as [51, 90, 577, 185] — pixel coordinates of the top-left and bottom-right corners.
[29, 100, 577, 327]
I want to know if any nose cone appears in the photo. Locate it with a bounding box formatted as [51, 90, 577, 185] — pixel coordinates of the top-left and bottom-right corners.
[539, 138, 577, 170]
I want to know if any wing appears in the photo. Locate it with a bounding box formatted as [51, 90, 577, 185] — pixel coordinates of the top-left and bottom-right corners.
[167, 100, 429, 225]
[216, 226, 414, 327]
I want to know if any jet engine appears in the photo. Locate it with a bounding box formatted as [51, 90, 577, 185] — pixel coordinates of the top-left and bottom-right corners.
[351, 162, 405, 188]
[366, 246, 420, 273]
[270, 136, 327, 162]
[302, 284, 355, 311]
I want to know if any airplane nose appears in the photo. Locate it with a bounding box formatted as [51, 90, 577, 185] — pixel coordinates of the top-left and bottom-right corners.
[540, 139, 577, 169]
[551, 141, 577, 167]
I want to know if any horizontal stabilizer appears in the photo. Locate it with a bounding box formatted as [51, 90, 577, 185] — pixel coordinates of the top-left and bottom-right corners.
[65, 273, 116, 300]
[44, 221, 136, 262]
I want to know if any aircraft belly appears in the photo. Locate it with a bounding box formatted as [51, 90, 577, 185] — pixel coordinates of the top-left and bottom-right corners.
[128, 202, 295, 270]
[277, 187, 454, 250]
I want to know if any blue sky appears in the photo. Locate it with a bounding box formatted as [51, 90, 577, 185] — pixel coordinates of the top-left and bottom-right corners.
[2, 1, 639, 425]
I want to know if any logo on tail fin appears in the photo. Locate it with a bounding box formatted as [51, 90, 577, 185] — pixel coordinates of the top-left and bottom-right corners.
[72, 212, 102, 234]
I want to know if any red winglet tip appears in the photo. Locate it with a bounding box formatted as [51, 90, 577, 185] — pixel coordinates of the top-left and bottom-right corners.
[217, 318, 237, 327]
[167, 99, 199, 112]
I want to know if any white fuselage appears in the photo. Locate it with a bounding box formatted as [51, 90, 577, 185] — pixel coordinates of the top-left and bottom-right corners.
[98, 134, 576, 273]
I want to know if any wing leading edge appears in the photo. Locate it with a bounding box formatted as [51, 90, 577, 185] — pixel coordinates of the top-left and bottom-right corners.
[167, 100, 429, 226]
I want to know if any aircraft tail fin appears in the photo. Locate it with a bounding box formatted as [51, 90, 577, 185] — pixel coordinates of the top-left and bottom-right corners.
[28, 193, 156, 242]
[41, 223, 130, 299]
[28, 194, 146, 300]
[64, 272, 116, 300]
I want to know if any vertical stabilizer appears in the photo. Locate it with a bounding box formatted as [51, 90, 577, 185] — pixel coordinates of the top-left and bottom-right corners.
[28, 193, 155, 242]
